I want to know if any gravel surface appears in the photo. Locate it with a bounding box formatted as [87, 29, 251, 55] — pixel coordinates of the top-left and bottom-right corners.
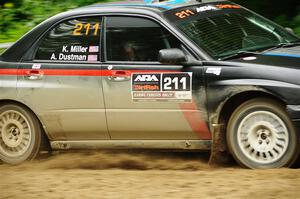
[1, 151, 300, 199]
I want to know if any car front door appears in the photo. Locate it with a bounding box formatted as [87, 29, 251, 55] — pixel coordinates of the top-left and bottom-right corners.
[17, 16, 109, 140]
[102, 16, 211, 140]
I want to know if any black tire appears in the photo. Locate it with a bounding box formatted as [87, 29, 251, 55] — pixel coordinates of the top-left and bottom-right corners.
[227, 98, 300, 169]
[0, 104, 45, 164]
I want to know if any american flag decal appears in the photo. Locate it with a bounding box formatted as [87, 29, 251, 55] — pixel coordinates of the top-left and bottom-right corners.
[89, 46, 99, 52]
[88, 55, 98, 61]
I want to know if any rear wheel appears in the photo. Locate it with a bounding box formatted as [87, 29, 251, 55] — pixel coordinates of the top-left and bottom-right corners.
[0, 104, 45, 164]
[227, 98, 299, 168]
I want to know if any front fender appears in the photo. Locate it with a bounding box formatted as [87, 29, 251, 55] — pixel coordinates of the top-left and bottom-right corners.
[206, 78, 300, 125]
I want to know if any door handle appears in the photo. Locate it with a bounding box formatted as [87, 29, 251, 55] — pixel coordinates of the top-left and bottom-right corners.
[108, 70, 130, 82]
[25, 70, 44, 80]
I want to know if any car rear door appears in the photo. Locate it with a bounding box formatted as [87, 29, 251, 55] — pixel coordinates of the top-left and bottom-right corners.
[102, 16, 211, 140]
[17, 16, 109, 140]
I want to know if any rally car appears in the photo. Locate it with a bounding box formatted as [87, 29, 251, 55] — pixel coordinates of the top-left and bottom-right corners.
[1, 0, 300, 168]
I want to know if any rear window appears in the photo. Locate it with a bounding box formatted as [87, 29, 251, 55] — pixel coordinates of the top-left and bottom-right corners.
[35, 17, 102, 62]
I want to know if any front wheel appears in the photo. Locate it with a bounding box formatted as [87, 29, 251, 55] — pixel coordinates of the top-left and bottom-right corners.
[0, 104, 44, 164]
[227, 98, 299, 168]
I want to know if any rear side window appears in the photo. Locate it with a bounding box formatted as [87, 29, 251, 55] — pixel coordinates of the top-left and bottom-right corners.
[106, 16, 181, 62]
[35, 17, 102, 62]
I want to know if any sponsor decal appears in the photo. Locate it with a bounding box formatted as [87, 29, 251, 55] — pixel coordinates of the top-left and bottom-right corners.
[107, 65, 113, 70]
[196, 5, 219, 13]
[133, 74, 161, 92]
[32, 63, 41, 69]
[206, 67, 222, 76]
[174, 4, 241, 19]
[132, 73, 192, 102]
[215, 4, 241, 9]
[195, 4, 240, 13]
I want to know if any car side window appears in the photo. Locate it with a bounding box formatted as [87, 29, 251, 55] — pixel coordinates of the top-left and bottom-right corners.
[35, 17, 102, 62]
[105, 16, 181, 62]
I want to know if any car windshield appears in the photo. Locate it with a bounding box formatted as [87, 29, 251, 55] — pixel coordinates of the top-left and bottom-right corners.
[165, 3, 300, 60]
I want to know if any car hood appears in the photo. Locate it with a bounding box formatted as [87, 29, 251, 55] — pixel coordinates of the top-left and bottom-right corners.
[231, 46, 300, 68]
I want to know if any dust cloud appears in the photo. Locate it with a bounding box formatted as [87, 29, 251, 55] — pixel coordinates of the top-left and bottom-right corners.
[1, 151, 300, 199]
[2, 151, 212, 170]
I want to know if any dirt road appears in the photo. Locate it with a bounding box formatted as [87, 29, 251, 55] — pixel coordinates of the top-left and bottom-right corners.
[1, 151, 300, 199]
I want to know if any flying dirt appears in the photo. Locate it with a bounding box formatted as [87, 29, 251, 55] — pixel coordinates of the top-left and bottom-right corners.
[1, 151, 300, 199]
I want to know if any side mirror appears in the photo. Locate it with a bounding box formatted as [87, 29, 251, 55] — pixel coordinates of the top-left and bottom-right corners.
[158, 48, 203, 66]
[158, 48, 187, 65]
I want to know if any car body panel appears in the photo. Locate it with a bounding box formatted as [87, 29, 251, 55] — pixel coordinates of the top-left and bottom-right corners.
[16, 62, 109, 140]
[101, 63, 211, 140]
[0, 62, 18, 101]
[204, 51, 300, 126]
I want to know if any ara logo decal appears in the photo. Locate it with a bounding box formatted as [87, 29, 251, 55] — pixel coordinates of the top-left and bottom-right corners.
[134, 74, 159, 82]
[196, 5, 219, 12]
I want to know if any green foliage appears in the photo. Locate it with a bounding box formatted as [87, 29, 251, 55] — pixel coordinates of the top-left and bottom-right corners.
[0, 48, 6, 55]
[0, 0, 112, 43]
[274, 10, 300, 36]
[292, 14, 300, 35]
[233, 0, 300, 37]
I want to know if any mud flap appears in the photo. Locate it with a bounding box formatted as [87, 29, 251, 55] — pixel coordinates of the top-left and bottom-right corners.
[208, 124, 230, 166]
